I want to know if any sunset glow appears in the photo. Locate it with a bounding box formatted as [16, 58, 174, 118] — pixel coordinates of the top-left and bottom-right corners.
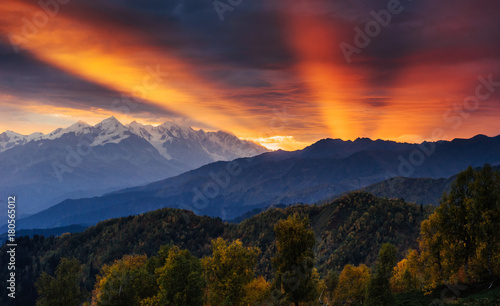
[1, 0, 499, 150]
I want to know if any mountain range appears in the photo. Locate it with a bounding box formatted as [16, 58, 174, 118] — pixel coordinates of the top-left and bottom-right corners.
[11, 133, 500, 230]
[0, 117, 267, 217]
[0, 192, 433, 305]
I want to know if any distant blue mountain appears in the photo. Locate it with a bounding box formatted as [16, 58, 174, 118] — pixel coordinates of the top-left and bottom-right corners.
[10, 134, 500, 230]
[0, 117, 267, 219]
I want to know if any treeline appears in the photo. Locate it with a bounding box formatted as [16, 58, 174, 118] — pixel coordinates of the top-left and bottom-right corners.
[391, 164, 500, 293]
[2, 165, 499, 305]
[1, 192, 431, 305]
[34, 214, 402, 305]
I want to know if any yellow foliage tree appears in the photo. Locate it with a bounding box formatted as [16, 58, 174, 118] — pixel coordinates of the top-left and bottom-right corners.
[241, 276, 272, 305]
[333, 264, 371, 305]
[202, 238, 259, 305]
[391, 250, 422, 293]
[91, 255, 156, 306]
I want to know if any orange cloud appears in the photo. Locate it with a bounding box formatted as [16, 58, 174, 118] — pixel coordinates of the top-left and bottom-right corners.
[0, 1, 272, 140]
[1, 0, 499, 150]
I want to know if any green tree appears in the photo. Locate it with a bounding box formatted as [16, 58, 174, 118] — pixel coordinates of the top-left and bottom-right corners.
[141, 246, 204, 306]
[396, 165, 500, 291]
[35, 257, 86, 306]
[418, 212, 447, 288]
[202, 238, 259, 305]
[437, 166, 476, 274]
[471, 164, 500, 276]
[366, 243, 397, 306]
[273, 214, 319, 305]
[323, 270, 339, 304]
[146, 245, 171, 273]
[91, 255, 156, 306]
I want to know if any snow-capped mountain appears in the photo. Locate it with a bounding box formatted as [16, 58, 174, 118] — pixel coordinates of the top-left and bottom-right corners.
[0, 130, 43, 151]
[0, 117, 268, 217]
[0, 116, 267, 164]
[127, 120, 268, 168]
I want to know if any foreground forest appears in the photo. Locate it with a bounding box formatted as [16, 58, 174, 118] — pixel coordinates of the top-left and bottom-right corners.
[1, 165, 499, 305]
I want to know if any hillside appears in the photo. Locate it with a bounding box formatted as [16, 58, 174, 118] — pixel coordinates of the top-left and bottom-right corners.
[360, 165, 500, 205]
[361, 177, 453, 205]
[0, 117, 267, 218]
[13, 134, 500, 230]
[0, 192, 433, 305]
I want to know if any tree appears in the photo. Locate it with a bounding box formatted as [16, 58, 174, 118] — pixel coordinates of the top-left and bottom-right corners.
[91, 255, 156, 306]
[202, 238, 259, 305]
[366, 243, 397, 306]
[273, 214, 319, 305]
[241, 276, 272, 305]
[418, 212, 447, 288]
[333, 264, 371, 305]
[322, 270, 339, 304]
[471, 164, 500, 276]
[437, 166, 477, 275]
[35, 257, 86, 306]
[141, 246, 204, 306]
[391, 251, 421, 293]
[395, 165, 500, 291]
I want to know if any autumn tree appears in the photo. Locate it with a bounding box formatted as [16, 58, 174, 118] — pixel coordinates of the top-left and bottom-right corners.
[395, 165, 500, 292]
[471, 164, 500, 276]
[35, 257, 86, 306]
[333, 264, 371, 305]
[273, 214, 319, 305]
[366, 243, 397, 306]
[437, 166, 477, 275]
[241, 276, 272, 305]
[141, 246, 204, 306]
[91, 255, 156, 306]
[418, 211, 448, 288]
[202, 238, 259, 305]
[390, 250, 421, 293]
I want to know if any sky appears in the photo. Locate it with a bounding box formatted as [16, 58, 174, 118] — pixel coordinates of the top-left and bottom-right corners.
[0, 0, 499, 150]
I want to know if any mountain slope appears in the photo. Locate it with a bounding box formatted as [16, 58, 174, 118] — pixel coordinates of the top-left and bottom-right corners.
[360, 165, 500, 205]
[361, 177, 453, 205]
[15, 134, 500, 229]
[0, 117, 267, 216]
[0, 192, 433, 305]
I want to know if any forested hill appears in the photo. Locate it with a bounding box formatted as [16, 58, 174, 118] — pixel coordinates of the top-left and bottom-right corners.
[0, 192, 433, 305]
[360, 165, 500, 205]
[234, 192, 433, 274]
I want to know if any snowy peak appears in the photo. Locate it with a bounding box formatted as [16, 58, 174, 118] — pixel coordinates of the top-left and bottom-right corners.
[0, 131, 28, 152]
[125, 120, 267, 162]
[94, 116, 126, 132]
[42, 120, 93, 140]
[27, 132, 44, 141]
[91, 117, 130, 146]
[0, 118, 269, 164]
[0, 130, 24, 140]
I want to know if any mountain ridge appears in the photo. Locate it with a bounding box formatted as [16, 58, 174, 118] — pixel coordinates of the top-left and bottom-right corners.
[0, 117, 268, 217]
[11, 133, 500, 230]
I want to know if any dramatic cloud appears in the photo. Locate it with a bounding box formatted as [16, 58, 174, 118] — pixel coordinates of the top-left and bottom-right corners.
[0, 0, 499, 149]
